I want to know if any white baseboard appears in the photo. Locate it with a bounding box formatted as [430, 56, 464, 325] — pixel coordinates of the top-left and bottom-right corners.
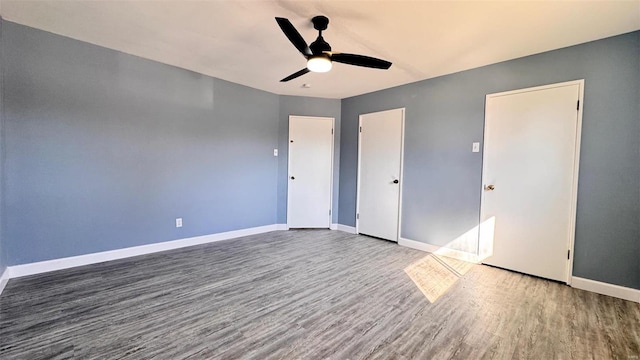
[281, 224, 337, 230]
[571, 276, 640, 303]
[399, 237, 480, 263]
[0, 267, 10, 297]
[336, 224, 357, 234]
[7, 224, 280, 280]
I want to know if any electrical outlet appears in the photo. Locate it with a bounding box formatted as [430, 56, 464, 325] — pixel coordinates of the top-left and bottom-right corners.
[472, 142, 480, 152]
[176, 218, 182, 228]
[273, 149, 278, 156]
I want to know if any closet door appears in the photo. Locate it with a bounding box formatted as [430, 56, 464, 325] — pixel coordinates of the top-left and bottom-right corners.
[357, 108, 405, 241]
[481, 81, 583, 282]
[287, 116, 334, 228]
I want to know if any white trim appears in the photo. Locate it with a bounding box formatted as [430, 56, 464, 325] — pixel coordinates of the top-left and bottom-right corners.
[356, 108, 406, 241]
[7, 224, 279, 279]
[329, 223, 338, 230]
[356, 114, 362, 234]
[482, 80, 585, 284]
[0, 267, 10, 297]
[336, 224, 357, 234]
[486, 80, 585, 98]
[399, 237, 480, 263]
[287, 115, 335, 229]
[329, 119, 335, 230]
[397, 108, 406, 243]
[276, 224, 289, 231]
[566, 80, 585, 285]
[572, 277, 640, 303]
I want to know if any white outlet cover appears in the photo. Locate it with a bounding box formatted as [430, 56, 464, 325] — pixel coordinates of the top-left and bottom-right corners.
[273, 149, 278, 156]
[472, 142, 480, 152]
[176, 218, 183, 228]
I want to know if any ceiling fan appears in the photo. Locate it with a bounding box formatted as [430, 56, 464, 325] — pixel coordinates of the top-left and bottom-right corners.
[275, 15, 392, 82]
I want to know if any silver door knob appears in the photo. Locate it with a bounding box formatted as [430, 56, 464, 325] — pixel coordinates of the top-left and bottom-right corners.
[484, 184, 495, 191]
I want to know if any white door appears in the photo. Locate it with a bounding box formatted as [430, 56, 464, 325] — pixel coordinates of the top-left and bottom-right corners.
[481, 81, 583, 283]
[357, 108, 405, 241]
[287, 116, 334, 228]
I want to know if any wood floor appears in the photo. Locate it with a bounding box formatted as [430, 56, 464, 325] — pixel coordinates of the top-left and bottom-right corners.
[1, 230, 639, 359]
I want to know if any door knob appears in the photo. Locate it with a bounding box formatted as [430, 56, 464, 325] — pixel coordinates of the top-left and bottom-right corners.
[484, 184, 495, 191]
[290, 176, 295, 180]
[393, 179, 399, 184]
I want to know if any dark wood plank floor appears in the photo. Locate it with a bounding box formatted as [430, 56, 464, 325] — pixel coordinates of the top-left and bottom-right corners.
[1, 230, 639, 359]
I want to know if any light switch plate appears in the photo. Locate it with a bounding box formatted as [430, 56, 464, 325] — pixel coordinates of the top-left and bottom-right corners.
[472, 142, 480, 152]
[176, 218, 182, 228]
[273, 149, 278, 156]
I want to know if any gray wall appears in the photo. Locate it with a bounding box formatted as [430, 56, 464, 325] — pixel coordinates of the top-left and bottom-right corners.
[339, 31, 640, 289]
[277, 96, 341, 224]
[0, 19, 5, 275]
[2, 21, 280, 265]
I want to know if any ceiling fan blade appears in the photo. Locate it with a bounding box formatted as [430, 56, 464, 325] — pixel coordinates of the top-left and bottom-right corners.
[275, 17, 312, 57]
[281, 68, 311, 82]
[331, 53, 392, 69]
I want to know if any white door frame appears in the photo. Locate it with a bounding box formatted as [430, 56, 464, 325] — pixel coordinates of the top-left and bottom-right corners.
[355, 108, 406, 241]
[286, 115, 335, 229]
[480, 80, 584, 284]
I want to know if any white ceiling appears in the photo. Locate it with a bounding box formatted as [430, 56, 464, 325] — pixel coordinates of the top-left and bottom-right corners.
[2, 1, 639, 99]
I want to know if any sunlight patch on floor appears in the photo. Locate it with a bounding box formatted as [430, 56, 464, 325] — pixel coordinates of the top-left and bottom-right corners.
[405, 254, 475, 303]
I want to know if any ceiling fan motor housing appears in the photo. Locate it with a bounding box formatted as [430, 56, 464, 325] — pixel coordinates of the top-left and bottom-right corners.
[312, 16, 329, 31]
[310, 16, 331, 55]
[310, 36, 331, 55]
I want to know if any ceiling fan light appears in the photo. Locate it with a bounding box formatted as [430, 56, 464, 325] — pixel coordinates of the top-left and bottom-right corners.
[307, 55, 332, 73]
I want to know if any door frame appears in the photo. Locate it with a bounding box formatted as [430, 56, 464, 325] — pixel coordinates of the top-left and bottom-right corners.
[355, 108, 406, 241]
[286, 115, 335, 229]
[480, 80, 584, 284]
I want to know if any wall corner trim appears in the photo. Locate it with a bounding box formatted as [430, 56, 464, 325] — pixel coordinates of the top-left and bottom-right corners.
[571, 276, 640, 303]
[0, 268, 10, 298]
[329, 223, 338, 230]
[336, 224, 357, 234]
[399, 237, 481, 263]
[276, 224, 290, 231]
[5, 224, 282, 280]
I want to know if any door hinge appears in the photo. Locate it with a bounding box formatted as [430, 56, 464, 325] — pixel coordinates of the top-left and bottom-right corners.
[329, 209, 331, 215]
[567, 249, 571, 260]
[356, 213, 359, 220]
[359, 126, 362, 133]
[577, 100, 580, 111]
[331, 128, 334, 134]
